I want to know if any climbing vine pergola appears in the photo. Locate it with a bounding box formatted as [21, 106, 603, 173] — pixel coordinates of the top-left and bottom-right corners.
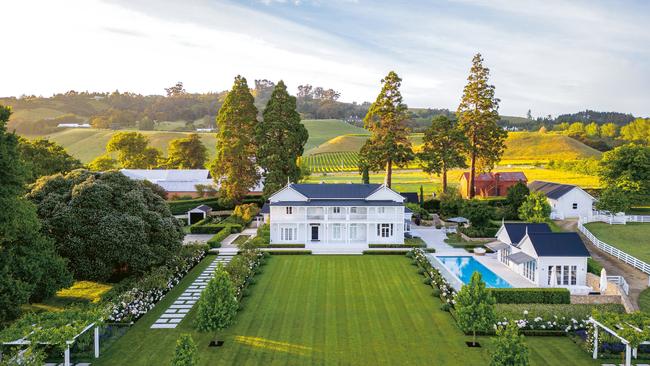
[589, 312, 650, 366]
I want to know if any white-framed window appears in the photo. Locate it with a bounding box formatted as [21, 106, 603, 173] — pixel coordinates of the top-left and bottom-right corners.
[547, 265, 577, 286]
[349, 224, 358, 239]
[333, 207, 341, 214]
[377, 207, 385, 214]
[523, 261, 536, 282]
[350, 207, 357, 214]
[571, 265, 577, 285]
[572, 203, 578, 209]
[500, 247, 511, 266]
[377, 223, 393, 238]
[286, 207, 293, 215]
[332, 224, 342, 239]
[280, 226, 297, 241]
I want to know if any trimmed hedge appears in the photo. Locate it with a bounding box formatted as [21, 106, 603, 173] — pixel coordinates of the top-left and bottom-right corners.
[267, 244, 306, 248]
[168, 196, 264, 215]
[489, 288, 571, 304]
[368, 244, 426, 248]
[190, 222, 242, 234]
[363, 250, 410, 255]
[267, 250, 312, 255]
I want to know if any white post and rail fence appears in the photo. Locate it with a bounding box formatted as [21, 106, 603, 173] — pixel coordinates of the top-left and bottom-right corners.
[578, 217, 650, 279]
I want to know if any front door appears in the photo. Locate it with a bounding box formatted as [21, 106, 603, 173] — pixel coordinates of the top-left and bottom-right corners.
[311, 225, 319, 241]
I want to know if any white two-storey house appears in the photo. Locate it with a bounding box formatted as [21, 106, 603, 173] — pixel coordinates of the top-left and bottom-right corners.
[266, 183, 409, 247]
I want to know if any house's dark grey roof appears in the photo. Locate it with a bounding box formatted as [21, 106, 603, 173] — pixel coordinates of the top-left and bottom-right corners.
[503, 223, 552, 244]
[401, 192, 419, 204]
[507, 252, 536, 264]
[404, 207, 413, 213]
[528, 181, 576, 200]
[190, 204, 212, 213]
[261, 203, 269, 214]
[270, 200, 402, 207]
[291, 183, 383, 199]
[527, 232, 590, 257]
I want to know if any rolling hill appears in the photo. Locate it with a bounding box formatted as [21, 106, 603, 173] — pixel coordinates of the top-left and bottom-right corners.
[301, 119, 368, 151]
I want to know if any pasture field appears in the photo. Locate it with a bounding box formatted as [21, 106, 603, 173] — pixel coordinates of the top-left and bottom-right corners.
[95, 255, 598, 366]
[305, 167, 600, 195]
[583, 223, 650, 264]
[301, 119, 368, 151]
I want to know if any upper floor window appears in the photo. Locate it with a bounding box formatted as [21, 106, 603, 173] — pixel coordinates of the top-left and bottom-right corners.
[377, 207, 385, 214]
[350, 207, 357, 214]
[572, 203, 578, 210]
[333, 207, 341, 214]
[286, 207, 293, 215]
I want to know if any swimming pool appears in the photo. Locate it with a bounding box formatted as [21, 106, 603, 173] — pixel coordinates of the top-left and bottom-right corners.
[437, 256, 512, 288]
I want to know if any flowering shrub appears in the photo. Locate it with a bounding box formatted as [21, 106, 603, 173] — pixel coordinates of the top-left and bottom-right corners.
[410, 249, 456, 305]
[106, 244, 208, 323]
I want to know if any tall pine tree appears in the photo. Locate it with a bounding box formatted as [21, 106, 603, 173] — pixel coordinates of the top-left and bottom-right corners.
[0, 105, 72, 323]
[359, 71, 413, 188]
[457, 54, 507, 198]
[418, 115, 467, 193]
[256, 80, 308, 196]
[212, 76, 260, 203]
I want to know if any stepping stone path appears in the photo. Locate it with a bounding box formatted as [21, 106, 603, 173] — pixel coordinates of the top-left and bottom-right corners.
[151, 254, 234, 329]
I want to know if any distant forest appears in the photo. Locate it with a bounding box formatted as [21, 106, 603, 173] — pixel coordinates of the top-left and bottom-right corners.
[0, 81, 643, 135]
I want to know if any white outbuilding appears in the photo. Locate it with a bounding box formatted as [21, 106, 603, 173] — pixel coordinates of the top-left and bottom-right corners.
[528, 181, 596, 220]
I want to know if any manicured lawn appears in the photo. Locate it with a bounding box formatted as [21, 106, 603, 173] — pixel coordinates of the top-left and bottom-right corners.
[95, 256, 598, 365]
[639, 287, 650, 313]
[584, 222, 650, 263]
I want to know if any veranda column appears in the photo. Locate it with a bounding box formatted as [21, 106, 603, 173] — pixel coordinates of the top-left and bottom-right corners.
[592, 326, 598, 359]
[64, 345, 71, 366]
[625, 344, 631, 366]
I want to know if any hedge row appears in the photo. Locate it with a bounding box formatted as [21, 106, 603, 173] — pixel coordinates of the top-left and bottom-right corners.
[206, 225, 241, 248]
[488, 288, 571, 304]
[267, 250, 312, 255]
[368, 243, 426, 248]
[190, 222, 243, 234]
[363, 250, 410, 255]
[267, 244, 306, 248]
[168, 196, 264, 215]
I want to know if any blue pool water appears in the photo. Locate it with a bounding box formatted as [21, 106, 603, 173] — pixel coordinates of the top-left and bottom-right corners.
[437, 256, 512, 288]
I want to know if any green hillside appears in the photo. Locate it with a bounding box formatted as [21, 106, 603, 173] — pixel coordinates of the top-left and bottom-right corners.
[302, 119, 368, 151]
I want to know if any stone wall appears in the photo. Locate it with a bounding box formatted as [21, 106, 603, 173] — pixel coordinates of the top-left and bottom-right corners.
[571, 273, 634, 313]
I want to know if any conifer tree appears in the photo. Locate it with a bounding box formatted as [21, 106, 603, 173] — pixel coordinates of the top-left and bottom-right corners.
[418, 115, 467, 192]
[212, 76, 260, 203]
[359, 71, 413, 187]
[457, 54, 507, 198]
[256, 80, 308, 196]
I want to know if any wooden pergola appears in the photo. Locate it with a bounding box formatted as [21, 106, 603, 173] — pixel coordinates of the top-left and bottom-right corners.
[1, 323, 101, 366]
[589, 317, 650, 366]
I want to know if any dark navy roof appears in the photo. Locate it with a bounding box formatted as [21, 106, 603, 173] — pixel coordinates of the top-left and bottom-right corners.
[503, 223, 552, 244]
[261, 203, 269, 214]
[191, 204, 212, 213]
[291, 183, 382, 199]
[528, 181, 576, 199]
[400, 192, 419, 204]
[270, 200, 402, 207]
[404, 207, 413, 213]
[527, 232, 590, 257]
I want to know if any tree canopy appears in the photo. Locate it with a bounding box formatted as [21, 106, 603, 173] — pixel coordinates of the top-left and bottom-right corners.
[457, 54, 507, 198]
[28, 169, 183, 281]
[106, 131, 161, 169]
[418, 115, 466, 192]
[518, 191, 551, 222]
[195, 264, 238, 332]
[256, 80, 308, 196]
[212, 76, 260, 202]
[599, 144, 650, 196]
[18, 137, 82, 182]
[360, 71, 413, 187]
[167, 133, 208, 169]
[490, 322, 530, 366]
[0, 105, 72, 323]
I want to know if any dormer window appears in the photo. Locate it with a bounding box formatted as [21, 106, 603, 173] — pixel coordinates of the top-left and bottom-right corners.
[286, 207, 293, 215]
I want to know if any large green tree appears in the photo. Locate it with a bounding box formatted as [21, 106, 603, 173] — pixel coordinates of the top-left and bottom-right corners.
[18, 137, 82, 182]
[167, 133, 207, 169]
[518, 192, 551, 222]
[212, 76, 260, 202]
[28, 169, 184, 281]
[620, 118, 650, 144]
[359, 71, 413, 188]
[457, 54, 507, 198]
[256, 80, 308, 196]
[0, 105, 72, 323]
[600, 144, 650, 196]
[455, 271, 496, 346]
[595, 185, 631, 213]
[106, 131, 161, 169]
[172, 334, 198, 366]
[418, 115, 467, 192]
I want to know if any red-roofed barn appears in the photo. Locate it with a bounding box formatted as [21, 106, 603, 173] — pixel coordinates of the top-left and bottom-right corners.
[459, 172, 527, 198]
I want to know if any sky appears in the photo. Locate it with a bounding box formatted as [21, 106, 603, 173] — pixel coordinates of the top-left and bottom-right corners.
[2, 0, 649, 117]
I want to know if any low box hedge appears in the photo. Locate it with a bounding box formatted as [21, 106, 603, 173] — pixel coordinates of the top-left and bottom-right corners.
[368, 243, 426, 248]
[267, 250, 312, 255]
[363, 250, 410, 255]
[489, 288, 571, 304]
[268, 244, 306, 248]
[189, 222, 242, 235]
